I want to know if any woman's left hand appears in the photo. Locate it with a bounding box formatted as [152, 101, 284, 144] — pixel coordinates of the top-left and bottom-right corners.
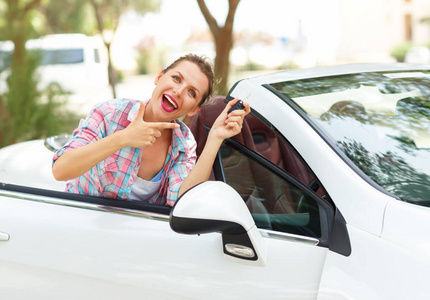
[178, 98, 250, 198]
[209, 98, 251, 142]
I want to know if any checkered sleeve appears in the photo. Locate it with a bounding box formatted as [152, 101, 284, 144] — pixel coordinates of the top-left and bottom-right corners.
[52, 102, 112, 163]
[164, 143, 197, 207]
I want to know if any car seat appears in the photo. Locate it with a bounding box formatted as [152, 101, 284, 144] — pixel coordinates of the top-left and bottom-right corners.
[184, 96, 258, 200]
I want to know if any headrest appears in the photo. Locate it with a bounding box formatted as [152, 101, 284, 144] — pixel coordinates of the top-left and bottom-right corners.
[185, 96, 255, 156]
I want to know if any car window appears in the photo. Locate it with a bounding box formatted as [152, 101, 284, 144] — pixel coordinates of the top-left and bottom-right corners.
[246, 114, 315, 187]
[217, 113, 330, 238]
[219, 142, 322, 238]
[270, 71, 430, 207]
[39, 49, 85, 65]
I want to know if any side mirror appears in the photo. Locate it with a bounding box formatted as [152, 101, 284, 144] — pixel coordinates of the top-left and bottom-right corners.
[170, 181, 267, 266]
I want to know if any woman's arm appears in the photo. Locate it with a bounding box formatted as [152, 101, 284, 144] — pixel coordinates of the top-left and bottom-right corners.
[53, 102, 178, 181]
[178, 98, 250, 197]
[52, 130, 126, 181]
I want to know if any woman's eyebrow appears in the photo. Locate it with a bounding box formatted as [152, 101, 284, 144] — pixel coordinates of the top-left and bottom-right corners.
[177, 71, 201, 96]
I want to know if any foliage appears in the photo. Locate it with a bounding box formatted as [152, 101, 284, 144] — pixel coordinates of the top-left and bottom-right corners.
[0, 0, 81, 148]
[34, 86, 81, 140]
[135, 50, 150, 75]
[0, 0, 43, 41]
[390, 42, 412, 62]
[0, 50, 81, 147]
[43, 0, 95, 35]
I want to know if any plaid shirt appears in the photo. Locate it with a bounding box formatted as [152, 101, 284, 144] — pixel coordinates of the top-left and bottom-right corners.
[53, 98, 197, 206]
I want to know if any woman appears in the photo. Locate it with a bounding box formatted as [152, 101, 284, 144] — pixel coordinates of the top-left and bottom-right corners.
[52, 54, 250, 206]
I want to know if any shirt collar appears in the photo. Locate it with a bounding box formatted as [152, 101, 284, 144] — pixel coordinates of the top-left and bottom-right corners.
[171, 119, 191, 155]
[127, 99, 149, 123]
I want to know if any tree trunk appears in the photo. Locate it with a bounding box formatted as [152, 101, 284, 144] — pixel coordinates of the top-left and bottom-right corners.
[105, 42, 117, 98]
[197, 0, 240, 95]
[90, 0, 117, 99]
[214, 28, 233, 95]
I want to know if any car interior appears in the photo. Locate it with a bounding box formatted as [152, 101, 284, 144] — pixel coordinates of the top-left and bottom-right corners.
[185, 96, 328, 238]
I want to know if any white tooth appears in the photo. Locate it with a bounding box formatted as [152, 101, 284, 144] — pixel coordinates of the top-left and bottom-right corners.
[167, 97, 177, 108]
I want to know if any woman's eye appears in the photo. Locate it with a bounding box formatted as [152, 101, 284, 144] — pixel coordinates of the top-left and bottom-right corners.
[172, 75, 180, 82]
[189, 90, 196, 98]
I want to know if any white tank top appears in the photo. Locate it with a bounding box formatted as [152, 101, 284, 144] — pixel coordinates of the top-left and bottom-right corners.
[128, 170, 163, 201]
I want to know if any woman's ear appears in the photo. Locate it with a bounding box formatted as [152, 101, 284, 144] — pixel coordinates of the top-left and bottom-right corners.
[187, 106, 201, 117]
[154, 71, 164, 85]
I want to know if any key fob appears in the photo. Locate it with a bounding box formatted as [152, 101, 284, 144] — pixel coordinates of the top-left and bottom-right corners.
[228, 100, 245, 114]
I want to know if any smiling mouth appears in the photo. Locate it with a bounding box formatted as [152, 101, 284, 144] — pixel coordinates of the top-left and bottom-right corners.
[161, 94, 178, 112]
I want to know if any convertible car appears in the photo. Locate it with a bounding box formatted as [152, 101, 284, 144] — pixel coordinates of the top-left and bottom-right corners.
[0, 63, 429, 299]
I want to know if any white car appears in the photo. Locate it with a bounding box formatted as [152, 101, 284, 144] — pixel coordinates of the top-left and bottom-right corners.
[0, 63, 429, 299]
[0, 34, 109, 94]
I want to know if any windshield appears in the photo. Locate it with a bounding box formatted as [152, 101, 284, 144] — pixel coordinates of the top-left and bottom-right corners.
[270, 70, 430, 207]
[40, 49, 84, 65]
[0, 48, 84, 67]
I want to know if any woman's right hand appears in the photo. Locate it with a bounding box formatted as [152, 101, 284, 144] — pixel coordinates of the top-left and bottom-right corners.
[53, 102, 179, 181]
[119, 101, 179, 148]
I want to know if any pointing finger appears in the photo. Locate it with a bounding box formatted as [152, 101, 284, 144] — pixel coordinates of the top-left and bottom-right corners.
[149, 122, 180, 130]
[137, 101, 146, 119]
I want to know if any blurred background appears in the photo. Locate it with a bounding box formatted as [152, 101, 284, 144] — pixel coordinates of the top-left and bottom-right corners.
[1, 0, 430, 147]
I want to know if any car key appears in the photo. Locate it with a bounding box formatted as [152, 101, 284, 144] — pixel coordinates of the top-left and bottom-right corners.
[228, 99, 245, 114]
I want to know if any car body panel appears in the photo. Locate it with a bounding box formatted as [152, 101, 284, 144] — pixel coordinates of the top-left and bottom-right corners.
[382, 198, 430, 257]
[239, 63, 430, 86]
[318, 222, 430, 299]
[0, 139, 65, 191]
[0, 188, 328, 299]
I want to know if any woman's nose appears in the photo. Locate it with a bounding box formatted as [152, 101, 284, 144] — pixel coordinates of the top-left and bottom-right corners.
[173, 85, 184, 97]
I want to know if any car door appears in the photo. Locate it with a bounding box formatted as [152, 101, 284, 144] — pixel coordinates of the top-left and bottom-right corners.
[209, 112, 343, 295]
[0, 113, 342, 299]
[0, 189, 181, 299]
[179, 98, 348, 298]
[0, 136, 336, 300]
[0, 180, 331, 300]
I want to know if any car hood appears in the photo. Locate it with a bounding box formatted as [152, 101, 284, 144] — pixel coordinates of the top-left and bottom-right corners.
[0, 139, 65, 191]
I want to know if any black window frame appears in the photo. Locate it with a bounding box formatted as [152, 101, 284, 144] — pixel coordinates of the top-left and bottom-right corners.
[0, 182, 172, 215]
[211, 128, 334, 248]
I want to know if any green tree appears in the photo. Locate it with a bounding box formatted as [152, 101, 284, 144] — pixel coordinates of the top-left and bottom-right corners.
[0, 0, 42, 145]
[197, 0, 241, 95]
[390, 42, 412, 63]
[42, 0, 94, 34]
[89, 0, 160, 98]
[0, 0, 80, 147]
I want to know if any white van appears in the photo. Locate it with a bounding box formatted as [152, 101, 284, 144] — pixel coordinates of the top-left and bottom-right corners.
[0, 34, 109, 93]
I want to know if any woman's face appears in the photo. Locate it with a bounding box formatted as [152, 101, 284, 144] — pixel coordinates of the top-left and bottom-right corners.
[148, 60, 209, 122]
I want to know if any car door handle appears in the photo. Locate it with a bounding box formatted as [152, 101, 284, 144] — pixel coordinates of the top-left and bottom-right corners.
[0, 231, 10, 241]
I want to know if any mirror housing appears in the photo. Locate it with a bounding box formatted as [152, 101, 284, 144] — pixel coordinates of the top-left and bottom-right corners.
[170, 181, 267, 266]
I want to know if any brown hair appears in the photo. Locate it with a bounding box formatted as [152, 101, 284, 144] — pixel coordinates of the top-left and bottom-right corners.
[163, 54, 214, 106]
